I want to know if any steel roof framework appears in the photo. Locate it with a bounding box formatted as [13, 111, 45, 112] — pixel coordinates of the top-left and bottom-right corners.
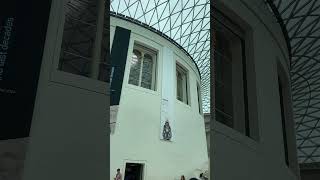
[110, 0, 211, 112]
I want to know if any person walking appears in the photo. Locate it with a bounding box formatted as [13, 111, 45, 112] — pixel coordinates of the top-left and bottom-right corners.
[114, 168, 122, 180]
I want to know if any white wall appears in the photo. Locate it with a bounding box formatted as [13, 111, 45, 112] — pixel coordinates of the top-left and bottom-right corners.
[110, 17, 208, 180]
[211, 0, 300, 180]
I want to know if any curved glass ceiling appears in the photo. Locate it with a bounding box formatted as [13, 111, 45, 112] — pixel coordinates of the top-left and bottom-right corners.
[267, 0, 320, 164]
[67, 0, 320, 165]
[110, 0, 211, 112]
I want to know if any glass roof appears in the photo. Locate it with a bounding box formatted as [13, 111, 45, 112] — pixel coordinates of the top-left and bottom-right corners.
[266, 0, 320, 164]
[110, 0, 211, 112]
[110, 0, 320, 165]
[66, 0, 320, 166]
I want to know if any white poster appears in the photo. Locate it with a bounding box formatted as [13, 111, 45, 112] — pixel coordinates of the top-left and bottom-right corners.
[160, 99, 174, 141]
[160, 47, 175, 142]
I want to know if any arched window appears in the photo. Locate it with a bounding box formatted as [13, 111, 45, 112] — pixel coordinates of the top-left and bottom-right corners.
[128, 44, 157, 91]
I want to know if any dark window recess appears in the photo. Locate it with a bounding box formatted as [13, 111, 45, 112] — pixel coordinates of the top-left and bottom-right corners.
[197, 83, 203, 114]
[214, 14, 249, 136]
[278, 77, 289, 166]
[242, 40, 250, 137]
[125, 163, 144, 180]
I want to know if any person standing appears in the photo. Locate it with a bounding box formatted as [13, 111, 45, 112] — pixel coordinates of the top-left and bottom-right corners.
[199, 173, 204, 180]
[199, 172, 208, 180]
[114, 168, 122, 180]
[181, 175, 186, 180]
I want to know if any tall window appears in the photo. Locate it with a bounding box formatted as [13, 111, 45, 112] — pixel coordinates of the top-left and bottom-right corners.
[176, 64, 189, 104]
[128, 44, 157, 91]
[58, 0, 109, 82]
[197, 83, 203, 114]
[215, 29, 233, 127]
[214, 12, 248, 136]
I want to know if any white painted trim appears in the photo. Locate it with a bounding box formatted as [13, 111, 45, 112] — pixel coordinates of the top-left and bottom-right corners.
[123, 32, 163, 96]
[110, 25, 116, 49]
[160, 47, 176, 142]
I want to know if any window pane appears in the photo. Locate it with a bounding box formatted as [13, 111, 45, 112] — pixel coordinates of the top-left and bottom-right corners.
[177, 71, 183, 101]
[128, 50, 142, 86]
[215, 19, 245, 133]
[215, 50, 233, 115]
[176, 64, 188, 104]
[59, 0, 99, 78]
[141, 54, 154, 89]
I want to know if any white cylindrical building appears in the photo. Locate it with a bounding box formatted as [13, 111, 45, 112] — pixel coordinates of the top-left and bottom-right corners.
[110, 16, 209, 180]
[6, 1, 304, 180]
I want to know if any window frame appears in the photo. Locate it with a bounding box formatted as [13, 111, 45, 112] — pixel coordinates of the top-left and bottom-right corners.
[213, 8, 252, 138]
[123, 32, 162, 95]
[128, 43, 157, 91]
[176, 63, 189, 105]
[58, 0, 107, 80]
[49, 0, 108, 95]
[212, 3, 260, 148]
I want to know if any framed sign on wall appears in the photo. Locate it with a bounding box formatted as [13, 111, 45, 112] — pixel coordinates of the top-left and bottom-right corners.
[0, 1, 52, 179]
